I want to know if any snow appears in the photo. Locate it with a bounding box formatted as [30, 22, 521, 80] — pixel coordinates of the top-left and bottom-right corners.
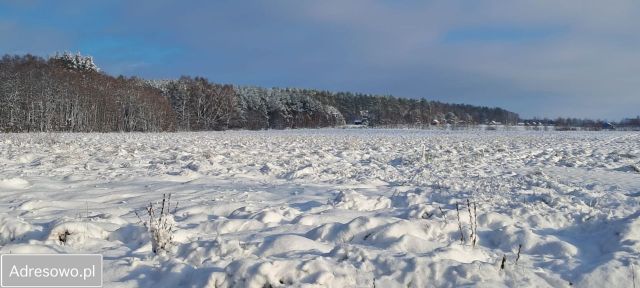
[0, 177, 30, 189]
[0, 129, 639, 287]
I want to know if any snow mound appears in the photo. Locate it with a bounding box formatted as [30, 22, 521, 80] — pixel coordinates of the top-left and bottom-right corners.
[47, 220, 109, 246]
[197, 218, 266, 235]
[224, 257, 363, 288]
[284, 164, 317, 180]
[391, 188, 430, 207]
[0, 215, 41, 244]
[248, 206, 301, 224]
[330, 190, 391, 211]
[477, 212, 515, 230]
[362, 220, 441, 253]
[614, 164, 640, 173]
[0, 178, 30, 189]
[306, 216, 392, 243]
[400, 203, 441, 219]
[178, 238, 246, 265]
[256, 234, 332, 257]
[15, 153, 36, 164]
[108, 224, 149, 248]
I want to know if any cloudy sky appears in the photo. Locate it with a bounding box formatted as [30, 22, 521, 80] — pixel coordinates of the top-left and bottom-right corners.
[1, 0, 639, 119]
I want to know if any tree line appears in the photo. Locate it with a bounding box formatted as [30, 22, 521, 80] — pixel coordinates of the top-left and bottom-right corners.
[0, 53, 522, 132]
[0, 54, 174, 132]
[522, 117, 640, 130]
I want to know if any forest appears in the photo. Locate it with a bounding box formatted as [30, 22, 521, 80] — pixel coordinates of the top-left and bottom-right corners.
[0, 53, 522, 132]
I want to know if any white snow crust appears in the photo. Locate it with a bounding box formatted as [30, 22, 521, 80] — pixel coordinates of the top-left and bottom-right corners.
[0, 129, 638, 287]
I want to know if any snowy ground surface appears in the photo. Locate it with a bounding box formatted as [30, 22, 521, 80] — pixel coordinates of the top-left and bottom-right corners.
[0, 129, 639, 287]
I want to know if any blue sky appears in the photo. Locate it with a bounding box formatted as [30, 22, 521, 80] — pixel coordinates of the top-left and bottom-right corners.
[1, 0, 639, 120]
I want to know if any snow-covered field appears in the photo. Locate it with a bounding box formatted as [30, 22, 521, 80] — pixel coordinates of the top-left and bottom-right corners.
[0, 129, 639, 287]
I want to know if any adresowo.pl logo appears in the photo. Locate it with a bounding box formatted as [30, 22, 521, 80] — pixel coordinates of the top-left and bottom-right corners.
[1, 254, 102, 288]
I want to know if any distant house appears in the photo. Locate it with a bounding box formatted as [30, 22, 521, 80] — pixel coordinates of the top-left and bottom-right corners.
[431, 119, 440, 125]
[603, 122, 616, 130]
[353, 118, 369, 126]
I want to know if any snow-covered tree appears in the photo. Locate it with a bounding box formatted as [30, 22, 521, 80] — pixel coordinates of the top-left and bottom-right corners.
[50, 52, 100, 72]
